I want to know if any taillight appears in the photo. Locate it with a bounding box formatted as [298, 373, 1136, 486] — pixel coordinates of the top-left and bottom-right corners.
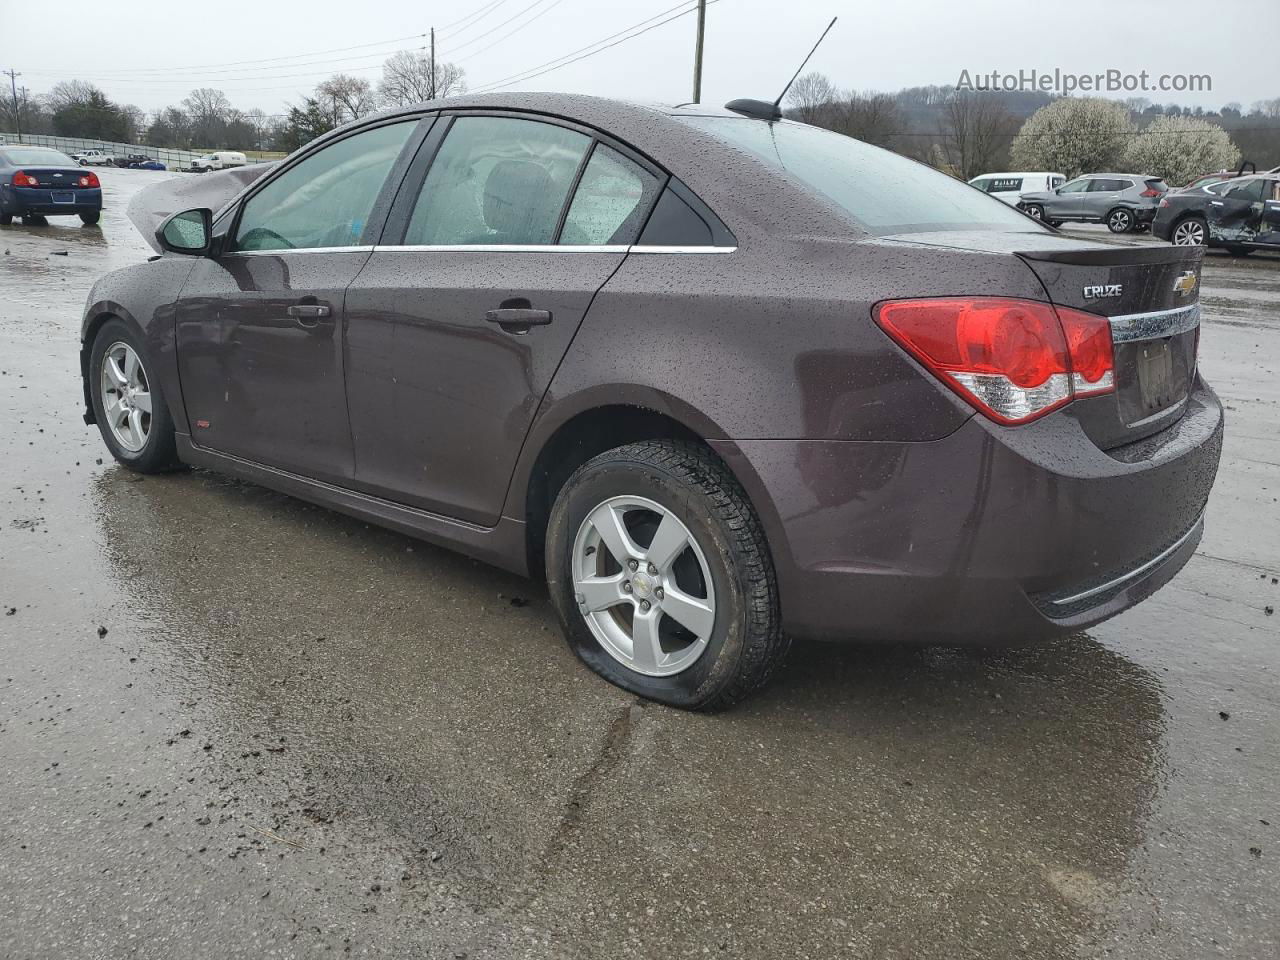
[874, 297, 1115, 425]
[78, 172, 100, 188]
[1140, 188, 1162, 198]
[12, 171, 39, 187]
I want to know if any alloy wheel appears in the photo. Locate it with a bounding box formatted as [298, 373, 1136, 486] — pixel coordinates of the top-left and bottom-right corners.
[1173, 220, 1206, 246]
[1109, 210, 1132, 232]
[100, 341, 152, 452]
[571, 496, 716, 677]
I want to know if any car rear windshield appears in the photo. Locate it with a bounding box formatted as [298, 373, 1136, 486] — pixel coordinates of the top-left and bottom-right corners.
[678, 116, 1039, 235]
[1, 147, 77, 166]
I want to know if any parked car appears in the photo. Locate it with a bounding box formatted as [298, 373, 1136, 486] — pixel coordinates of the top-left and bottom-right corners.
[1018, 173, 1168, 232]
[1153, 173, 1280, 254]
[80, 94, 1222, 709]
[190, 151, 247, 172]
[113, 153, 150, 168]
[128, 158, 167, 171]
[70, 149, 113, 166]
[0, 146, 103, 225]
[968, 171, 1065, 205]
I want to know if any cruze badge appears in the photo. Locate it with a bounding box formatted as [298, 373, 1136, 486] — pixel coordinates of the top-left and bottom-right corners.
[1083, 283, 1123, 300]
[1173, 271, 1198, 296]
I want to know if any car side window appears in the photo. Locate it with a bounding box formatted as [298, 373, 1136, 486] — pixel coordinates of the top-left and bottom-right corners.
[969, 178, 991, 192]
[1270, 180, 1280, 202]
[1223, 178, 1265, 202]
[233, 121, 416, 252]
[1051, 176, 1065, 188]
[1088, 179, 1114, 192]
[560, 144, 661, 245]
[403, 116, 590, 246]
[1059, 179, 1089, 193]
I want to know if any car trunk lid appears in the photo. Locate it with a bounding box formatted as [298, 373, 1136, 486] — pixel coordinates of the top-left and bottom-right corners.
[881, 230, 1203, 449]
[18, 167, 95, 188]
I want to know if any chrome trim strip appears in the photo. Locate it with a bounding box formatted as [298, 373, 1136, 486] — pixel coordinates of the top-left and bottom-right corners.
[368, 244, 736, 254]
[371, 244, 630, 254]
[1108, 303, 1200, 343]
[1049, 514, 1203, 607]
[223, 245, 374, 257]
[627, 245, 737, 254]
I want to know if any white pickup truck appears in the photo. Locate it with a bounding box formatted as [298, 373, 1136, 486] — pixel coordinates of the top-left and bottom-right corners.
[70, 149, 113, 166]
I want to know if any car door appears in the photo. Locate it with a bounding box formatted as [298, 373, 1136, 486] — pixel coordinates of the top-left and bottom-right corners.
[1259, 179, 1280, 245]
[342, 113, 664, 526]
[1049, 177, 1090, 218]
[175, 117, 425, 483]
[1204, 177, 1266, 243]
[1082, 178, 1123, 220]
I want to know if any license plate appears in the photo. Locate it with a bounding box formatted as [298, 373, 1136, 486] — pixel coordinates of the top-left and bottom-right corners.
[51, 191, 75, 203]
[1137, 339, 1177, 412]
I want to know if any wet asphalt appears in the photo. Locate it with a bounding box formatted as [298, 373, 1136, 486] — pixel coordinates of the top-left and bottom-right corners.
[1, 168, 1277, 959]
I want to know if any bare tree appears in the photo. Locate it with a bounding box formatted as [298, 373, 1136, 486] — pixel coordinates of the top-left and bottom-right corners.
[182, 87, 232, 145]
[943, 91, 1017, 180]
[46, 80, 103, 112]
[786, 72, 837, 123]
[315, 74, 378, 124]
[830, 92, 901, 148]
[378, 51, 466, 107]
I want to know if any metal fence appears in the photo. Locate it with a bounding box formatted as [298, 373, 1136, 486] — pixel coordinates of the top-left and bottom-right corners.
[0, 132, 276, 170]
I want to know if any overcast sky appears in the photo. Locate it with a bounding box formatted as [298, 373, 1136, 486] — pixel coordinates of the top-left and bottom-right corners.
[3, 0, 1271, 117]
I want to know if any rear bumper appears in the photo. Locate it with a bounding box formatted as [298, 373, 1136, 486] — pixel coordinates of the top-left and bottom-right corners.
[712, 377, 1223, 645]
[1, 186, 102, 214]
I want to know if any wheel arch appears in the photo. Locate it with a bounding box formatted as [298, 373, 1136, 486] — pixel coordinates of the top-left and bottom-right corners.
[514, 392, 784, 585]
[80, 303, 146, 425]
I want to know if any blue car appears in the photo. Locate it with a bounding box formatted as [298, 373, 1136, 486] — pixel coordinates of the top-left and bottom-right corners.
[128, 160, 166, 171]
[0, 146, 103, 225]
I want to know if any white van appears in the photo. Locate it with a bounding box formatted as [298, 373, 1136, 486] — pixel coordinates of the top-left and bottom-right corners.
[969, 172, 1065, 205]
[191, 151, 248, 172]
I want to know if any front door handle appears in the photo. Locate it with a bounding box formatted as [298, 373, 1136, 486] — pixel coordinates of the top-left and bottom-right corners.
[288, 303, 331, 319]
[486, 308, 552, 326]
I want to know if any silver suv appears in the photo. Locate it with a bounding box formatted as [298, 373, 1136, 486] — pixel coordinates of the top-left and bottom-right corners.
[1017, 173, 1168, 233]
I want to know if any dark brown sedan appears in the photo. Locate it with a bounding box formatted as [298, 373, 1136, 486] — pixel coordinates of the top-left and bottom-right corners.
[80, 93, 1223, 709]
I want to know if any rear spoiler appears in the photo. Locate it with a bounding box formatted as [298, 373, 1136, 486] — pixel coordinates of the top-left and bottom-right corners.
[1017, 244, 1203, 266]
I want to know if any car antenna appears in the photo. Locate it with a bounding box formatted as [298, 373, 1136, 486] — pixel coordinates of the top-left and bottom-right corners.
[725, 16, 838, 122]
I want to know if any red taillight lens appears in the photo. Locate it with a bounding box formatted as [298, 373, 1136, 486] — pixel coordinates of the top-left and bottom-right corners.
[12, 170, 39, 187]
[875, 297, 1114, 425]
[1140, 188, 1162, 197]
[78, 172, 100, 188]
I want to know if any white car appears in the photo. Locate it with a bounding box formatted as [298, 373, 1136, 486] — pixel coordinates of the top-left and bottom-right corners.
[969, 171, 1065, 205]
[190, 151, 248, 172]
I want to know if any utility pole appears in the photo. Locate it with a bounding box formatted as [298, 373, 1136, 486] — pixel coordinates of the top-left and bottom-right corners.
[429, 28, 436, 100]
[691, 1, 706, 103]
[4, 68, 20, 140]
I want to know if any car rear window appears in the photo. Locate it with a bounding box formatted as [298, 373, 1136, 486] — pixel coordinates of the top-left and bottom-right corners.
[1, 148, 77, 166]
[677, 116, 1038, 235]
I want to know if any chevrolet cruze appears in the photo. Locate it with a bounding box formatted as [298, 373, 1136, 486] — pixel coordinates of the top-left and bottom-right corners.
[80, 93, 1223, 709]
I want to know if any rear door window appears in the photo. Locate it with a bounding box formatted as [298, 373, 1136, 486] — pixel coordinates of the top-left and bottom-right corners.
[233, 121, 417, 251]
[1223, 178, 1266, 202]
[403, 116, 590, 246]
[560, 143, 661, 245]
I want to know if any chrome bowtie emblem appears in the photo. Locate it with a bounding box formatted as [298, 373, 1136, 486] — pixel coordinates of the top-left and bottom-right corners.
[1173, 271, 1198, 296]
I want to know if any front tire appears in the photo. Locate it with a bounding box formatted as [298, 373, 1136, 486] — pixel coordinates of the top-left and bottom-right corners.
[1023, 204, 1045, 221]
[88, 319, 182, 473]
[546, 440, 787, 711]
[1107, 208, 1134, 233]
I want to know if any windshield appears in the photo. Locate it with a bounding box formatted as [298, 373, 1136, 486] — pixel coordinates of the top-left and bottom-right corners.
[1, 147, 78, 167]
[678, 116, 1041, 236]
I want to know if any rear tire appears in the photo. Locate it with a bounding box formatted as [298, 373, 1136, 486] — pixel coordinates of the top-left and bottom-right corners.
[1172, 216, 1207, 246]
[1226, 247, 1254, 258]
[1107, 207, 1135, 233]
[545, 440, 787, 711]
[88, 318, 182, 474]
[80, 211, 100, 226]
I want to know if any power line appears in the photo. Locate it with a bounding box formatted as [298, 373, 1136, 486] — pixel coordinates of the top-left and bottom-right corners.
[472, 0, 714, 93]
[437, 0, 560, 57]
[452, 0, 570, 64]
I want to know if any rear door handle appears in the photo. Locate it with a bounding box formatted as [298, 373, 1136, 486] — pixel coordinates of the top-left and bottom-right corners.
[485, 307, 553, 331]
[288, 303, 331, 319]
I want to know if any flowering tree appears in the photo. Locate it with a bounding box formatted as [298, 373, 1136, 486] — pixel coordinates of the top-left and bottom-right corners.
[1124, 116, 1240, 185]
[1010, 98, 1134, 177]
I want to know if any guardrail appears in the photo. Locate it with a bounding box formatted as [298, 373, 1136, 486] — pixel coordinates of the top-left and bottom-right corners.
[0, 132, 278, 170]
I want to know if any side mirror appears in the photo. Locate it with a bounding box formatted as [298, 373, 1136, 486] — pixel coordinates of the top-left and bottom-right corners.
[156, 208, 212, 256]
